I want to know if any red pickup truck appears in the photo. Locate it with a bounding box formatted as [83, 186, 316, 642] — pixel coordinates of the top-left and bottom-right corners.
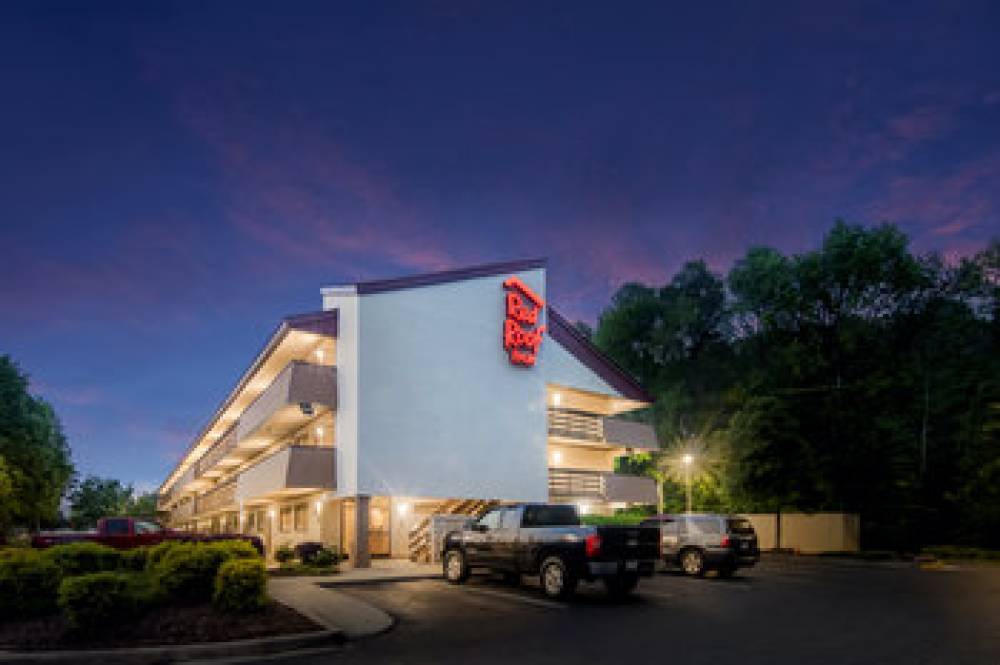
[31, 517, 264, 555]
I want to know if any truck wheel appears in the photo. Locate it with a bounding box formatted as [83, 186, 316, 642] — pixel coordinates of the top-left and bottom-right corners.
[540, 556, 576, 600]
[681, 548, 706, 577]
[444, 550, 470, 584]
[603, 574, 639, 598]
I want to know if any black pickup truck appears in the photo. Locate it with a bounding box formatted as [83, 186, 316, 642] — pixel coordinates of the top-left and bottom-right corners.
[441, 503, 660, 599]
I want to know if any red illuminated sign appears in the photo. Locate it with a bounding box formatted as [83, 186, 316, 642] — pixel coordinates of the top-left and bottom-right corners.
[503, 276, 545, 367]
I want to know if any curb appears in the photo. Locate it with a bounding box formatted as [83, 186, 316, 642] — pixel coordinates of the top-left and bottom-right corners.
[0, 629, 343, 664]
[317, 573, 440, 586]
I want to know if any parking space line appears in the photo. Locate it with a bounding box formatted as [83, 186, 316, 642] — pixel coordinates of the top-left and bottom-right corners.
[456, 585, 569, 610]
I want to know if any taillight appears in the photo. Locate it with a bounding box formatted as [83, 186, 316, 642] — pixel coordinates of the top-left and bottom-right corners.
[585, 533, 602, 557]
[719, 536, 731, 548]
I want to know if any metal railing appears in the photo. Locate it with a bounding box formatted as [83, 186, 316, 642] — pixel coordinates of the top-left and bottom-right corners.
[197, 424, 238, 477]
[547, 409, 604, 442]
[197, 480, 237, 515]
[548, 468, 606, 498]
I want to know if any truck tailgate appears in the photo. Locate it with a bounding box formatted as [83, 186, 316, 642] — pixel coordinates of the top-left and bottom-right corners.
[595, 526, 659, 561]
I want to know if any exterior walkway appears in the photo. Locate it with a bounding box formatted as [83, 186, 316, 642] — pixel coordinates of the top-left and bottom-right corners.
[268, 560, 440, 640]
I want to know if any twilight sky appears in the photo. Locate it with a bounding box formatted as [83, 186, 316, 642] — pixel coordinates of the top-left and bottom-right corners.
[1, 1, 998, 490]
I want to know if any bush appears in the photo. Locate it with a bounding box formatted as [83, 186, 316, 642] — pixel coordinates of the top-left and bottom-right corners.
[145, 540, 184, 571]
[119, 546, 149, 571]
[312, 547, 340, 567]
[295, 541, 324, 564]
[213, 559, 267, 613]
[0, 548, 61, 618]
[58, 572, 144, 633]
[43, 541, 122, 576]
[275, 544, 295, 563]
[924, 545, 1000, 561]
[152, 540, 260, 602]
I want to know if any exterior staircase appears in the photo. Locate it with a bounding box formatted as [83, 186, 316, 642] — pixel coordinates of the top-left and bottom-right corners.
[408, 498, 497, 563]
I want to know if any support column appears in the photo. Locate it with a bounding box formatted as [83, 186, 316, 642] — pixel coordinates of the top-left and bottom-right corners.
[352, 495, 371, 568]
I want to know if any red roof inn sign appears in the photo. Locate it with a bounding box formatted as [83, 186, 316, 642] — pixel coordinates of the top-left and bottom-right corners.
[503, 276, 546, 367]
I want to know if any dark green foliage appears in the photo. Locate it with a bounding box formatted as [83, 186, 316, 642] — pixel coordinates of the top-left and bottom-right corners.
[213, 559, 267, 613]
[0, 356, 74, 537]
[275, 544, 295, 563]
[119, 546, 149, 571]
[67, 477, 134, 529]
[311, 547, 340, 567]
[0, 548, 61, 618]
[57, 571, 153, 633]
[145, 540, 183, 571]
[43, 541, 122, 576]
[595, 224, 999, 549]
[151, 540, 261, 601]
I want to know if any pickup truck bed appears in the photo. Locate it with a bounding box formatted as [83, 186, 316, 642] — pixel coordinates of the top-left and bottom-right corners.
[442, 503, 659, 599]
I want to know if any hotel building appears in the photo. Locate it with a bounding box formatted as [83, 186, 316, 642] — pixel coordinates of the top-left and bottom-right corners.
[157, 259, 659, 566]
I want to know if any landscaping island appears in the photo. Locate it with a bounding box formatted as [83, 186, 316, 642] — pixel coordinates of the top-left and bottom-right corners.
[0, 540, 324, 651]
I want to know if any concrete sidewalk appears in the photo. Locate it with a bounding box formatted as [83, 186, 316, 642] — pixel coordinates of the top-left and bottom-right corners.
[268, 561, 440, 639]
[269, 578, 396, 640]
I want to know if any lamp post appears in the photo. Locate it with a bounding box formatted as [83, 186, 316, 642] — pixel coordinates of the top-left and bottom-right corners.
[682, 454, 694, 513]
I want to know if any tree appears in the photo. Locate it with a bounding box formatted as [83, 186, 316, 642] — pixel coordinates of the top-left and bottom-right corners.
[0, 356, 74, 534]
[127, 492, 159, 518]
[68, 476, 134, 528]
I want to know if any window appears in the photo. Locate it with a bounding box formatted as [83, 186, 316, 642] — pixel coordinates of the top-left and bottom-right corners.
[477, 509, 502, 531]
[104, 519, 129, 536]
[687, 517, 722, 535]
[522, 504, 580, 527]
[727, 518, 754, 534]
[245, 512, 256, 533]
[294, 503, 308, 532]
[499, 507, 520, 529]
[279, 507, 292, 533]
[134, 521, 161, 535]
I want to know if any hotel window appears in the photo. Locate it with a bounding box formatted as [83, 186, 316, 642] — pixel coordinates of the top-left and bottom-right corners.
[245, 511, 255, 533]
[294, 503, 307, 532]
[279, 506, 293, 532]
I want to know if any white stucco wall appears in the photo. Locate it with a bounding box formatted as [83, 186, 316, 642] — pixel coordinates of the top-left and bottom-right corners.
[539, 334, 621, 397]
[354, 268, 550, 501]
[323, 288, 360, 497]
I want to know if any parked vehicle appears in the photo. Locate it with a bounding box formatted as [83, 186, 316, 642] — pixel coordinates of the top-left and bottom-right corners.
[640, 513, 759, 577]
[31, 516, 264, 555]
[441, 503, 659, 599]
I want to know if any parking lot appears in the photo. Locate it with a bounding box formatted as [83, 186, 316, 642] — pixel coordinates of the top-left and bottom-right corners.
[254, 559, 1000, 665]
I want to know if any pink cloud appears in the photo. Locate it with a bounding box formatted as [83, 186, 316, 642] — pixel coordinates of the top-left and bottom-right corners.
[886, 105, 954, 142]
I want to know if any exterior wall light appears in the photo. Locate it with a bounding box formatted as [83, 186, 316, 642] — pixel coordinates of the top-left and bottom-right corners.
[397, 502, 411, 516]
[577, 502, 590, 515]
[315, 500, 323, 513]
[551, 392, 562, 406]
[550, 450, 563, 465]
[315, 348, 325, 362]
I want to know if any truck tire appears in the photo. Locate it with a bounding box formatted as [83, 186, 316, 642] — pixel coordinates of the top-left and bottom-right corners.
[444, 549, 470, 584]
[680, 548, 706, 577]
[540, 556, 577, 600]
[603, 574, 639, 598]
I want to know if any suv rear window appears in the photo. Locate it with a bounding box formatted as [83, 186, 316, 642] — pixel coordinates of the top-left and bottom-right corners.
[727, 518, 755, 534]
[522, 505, 580, 527]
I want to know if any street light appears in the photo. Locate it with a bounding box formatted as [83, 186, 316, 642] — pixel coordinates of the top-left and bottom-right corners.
[682, 454, 694, 513]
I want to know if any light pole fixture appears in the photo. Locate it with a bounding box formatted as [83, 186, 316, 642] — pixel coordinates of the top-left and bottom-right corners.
[682, 454, 694, 513]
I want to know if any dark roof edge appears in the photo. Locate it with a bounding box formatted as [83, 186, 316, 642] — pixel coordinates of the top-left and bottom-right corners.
[546, 306, 655, 404]
[158, 309, 338, 495]
[355, 258, 548, 296]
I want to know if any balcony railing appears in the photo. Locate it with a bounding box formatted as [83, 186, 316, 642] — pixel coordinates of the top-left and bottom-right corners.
[198, 480, 237, 514]
[198, 424, 238, 477]
[547, 408, 658, 449]
[236, 361, 336, 442]
[548, 468, 658, 505]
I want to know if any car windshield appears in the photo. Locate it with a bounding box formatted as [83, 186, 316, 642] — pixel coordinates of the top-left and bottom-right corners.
[727, 518, 755, 534]
[522, 504, 580, 527]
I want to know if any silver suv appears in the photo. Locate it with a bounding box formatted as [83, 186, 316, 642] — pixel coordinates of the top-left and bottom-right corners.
[640, 513, 760, 577]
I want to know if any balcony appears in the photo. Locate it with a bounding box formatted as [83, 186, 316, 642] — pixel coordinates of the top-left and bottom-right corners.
[198, 480, 237, 515]
[548, 468, 658, 505]
[198, 424, 238, 478]
[236, 361, 336, 442]
[548, 408, 657, 449]
[235, 445, 336, 503]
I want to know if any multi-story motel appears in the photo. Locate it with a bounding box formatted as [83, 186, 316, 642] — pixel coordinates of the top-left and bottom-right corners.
[157, 259, 659, 566]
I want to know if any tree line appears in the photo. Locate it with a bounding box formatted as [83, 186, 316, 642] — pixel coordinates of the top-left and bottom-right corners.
[0, 356, 157, 541]
[592, 222, 998, 550]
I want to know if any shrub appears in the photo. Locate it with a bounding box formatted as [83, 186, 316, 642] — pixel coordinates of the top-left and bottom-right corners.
[152, 540, 259, 602]
[213, 558, 267, 613]
[119, 546, 149, 571]
[295, 541, 324, 564]
[312, 547, 339, 567]
[203, 539, 260, 561]
[43, 541, 122, 576]
[0, 548, 61, 618]
[58, 572, 143, 633]
[145, 540, 184, 571]
[275, 544, 295, 564]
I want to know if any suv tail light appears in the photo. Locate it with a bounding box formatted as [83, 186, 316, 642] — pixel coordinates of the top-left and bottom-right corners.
[585, 533, 602, 557]
[719, 535, 731, 548]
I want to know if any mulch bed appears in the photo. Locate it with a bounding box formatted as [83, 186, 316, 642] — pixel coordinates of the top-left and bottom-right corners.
[0, 601, 321, 651]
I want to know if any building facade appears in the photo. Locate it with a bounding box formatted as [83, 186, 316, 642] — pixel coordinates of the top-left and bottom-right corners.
[157, 259, 659, 566]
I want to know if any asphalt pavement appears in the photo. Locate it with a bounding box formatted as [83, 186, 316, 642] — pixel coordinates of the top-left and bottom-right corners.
[233, 558, 1000, 665]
